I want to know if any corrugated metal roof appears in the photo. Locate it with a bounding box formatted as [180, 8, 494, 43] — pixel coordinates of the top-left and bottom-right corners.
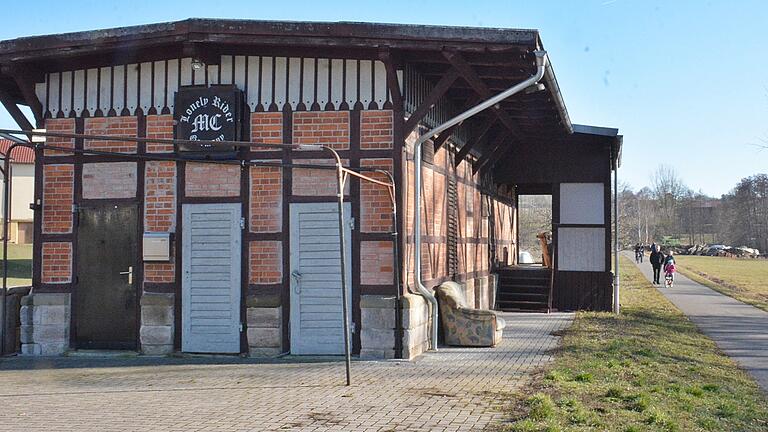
[0, 140, 35, 164]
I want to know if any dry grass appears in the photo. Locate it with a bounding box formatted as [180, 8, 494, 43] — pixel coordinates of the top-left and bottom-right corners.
[674, 255, 768, 312]
[0, 243, 32, 287]
[498, 256, 768, 432]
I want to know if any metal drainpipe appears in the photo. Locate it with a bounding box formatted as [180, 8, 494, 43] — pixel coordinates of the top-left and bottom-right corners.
[412, 51, 549, 351]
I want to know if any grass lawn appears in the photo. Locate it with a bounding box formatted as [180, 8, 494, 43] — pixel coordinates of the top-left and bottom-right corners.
[0, 243, 32, 287]
[500, 256, 768, 432]
[674, 255, 768, 312]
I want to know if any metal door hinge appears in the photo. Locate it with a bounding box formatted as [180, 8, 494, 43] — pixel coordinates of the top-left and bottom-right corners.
[240, 217, 246, 230]
[72, 204, 79, 213]
[240, 323, 244, 332]
[349, 217, 355, 230]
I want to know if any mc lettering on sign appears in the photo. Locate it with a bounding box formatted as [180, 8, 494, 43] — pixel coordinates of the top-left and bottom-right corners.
[174, 86, 243, 155]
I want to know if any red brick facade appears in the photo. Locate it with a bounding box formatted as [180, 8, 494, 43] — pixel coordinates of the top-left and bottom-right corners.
[249, 164, 282, 233]
[84, 117, 138, 153]
[293, 112, 349, 150]
[185, 163, 241, 197]
[44, 118, 75, 156]
[292, 158, 350, 197]
[360, 241, 394, 285]
[249, 241, 282, 284]
[250, 112, 283, 150]
[146, 115, 174, 153]
[42, 164, 74, 234]
[82, 162, 137, 199]
[144, 160, 177, 284]
[360, 158, 394, 233]
[41, 242, 72, 283]
[360, 110, 393, 150]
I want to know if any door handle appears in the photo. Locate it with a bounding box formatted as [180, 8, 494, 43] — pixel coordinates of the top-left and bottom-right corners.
[119, 266, 133, 285]
[291, 270, 302, 294]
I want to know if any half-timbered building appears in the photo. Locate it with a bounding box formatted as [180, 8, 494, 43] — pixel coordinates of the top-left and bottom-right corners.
[0, 19, 621, 358]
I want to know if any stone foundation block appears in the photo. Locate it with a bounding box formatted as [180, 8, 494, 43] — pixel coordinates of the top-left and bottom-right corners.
[247, 306, 282, 357]
[247, 308, 280, 328]
[141, 305, 173, 327]
[140, 325, 173, 346]
[247, 327, 281, 348]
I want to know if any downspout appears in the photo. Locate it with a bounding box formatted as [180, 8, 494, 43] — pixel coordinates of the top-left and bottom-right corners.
[413, 50, 548, 350]
[613, 138, 622, 314]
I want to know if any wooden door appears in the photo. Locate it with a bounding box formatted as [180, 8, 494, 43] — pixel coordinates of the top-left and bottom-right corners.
[289, 202, 352, 355]
[181, 203, 242, 353]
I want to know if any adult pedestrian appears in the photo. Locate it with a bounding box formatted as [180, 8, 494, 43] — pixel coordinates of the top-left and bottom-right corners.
[650, 247, 664, 285]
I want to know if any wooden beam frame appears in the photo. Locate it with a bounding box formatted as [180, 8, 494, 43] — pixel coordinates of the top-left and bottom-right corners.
[443, 50, 526, 141]
[0, 88, 34, 131]
[378, 48, 403, 109]
[403, 67, 460, 136]
[4, 66, 44, 125]
[473, 131, 511, 174]
[454, 117, 496, 166]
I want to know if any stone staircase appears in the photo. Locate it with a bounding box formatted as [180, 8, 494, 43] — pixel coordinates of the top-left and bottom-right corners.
[495, 267, 552, 312]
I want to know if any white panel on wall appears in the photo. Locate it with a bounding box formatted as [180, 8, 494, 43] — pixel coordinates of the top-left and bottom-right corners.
[207, 65, 219, 87]
[260, 56, 273, 109]
[302, 58, 315, 109]
[273, 57, 287, 111]
[86, 68, 99, 115]
[35, 82, 46, 112]
[180, 58, 192, 86]
[330, 59, 344, 109]
[126, 64, 139, 115]
[316, 58, 329, 108]
[47, 73, 60, 118]
[112, 66, 125, 114]
[70, 70, 84, 117]
[193, 61, 205, 85]
[219, 55, 233, 85]
[359, 60, 372, 108]
[287, 57, 301, 110]
[395, 69, 404, 102]
[60, 71, 72, 117]
[99, 67, 111, 114]
[560, 183, 605, 225]
[153, 61, 166, 113]
[139, 62, 153, 113]
[166, 59, 179, 109]
[344, 60, 357, 108]
[246, 56, 260, 110]
[557, 227, 605, 272]
[373, 61, 387, 108]
[234, 55, 247, 91]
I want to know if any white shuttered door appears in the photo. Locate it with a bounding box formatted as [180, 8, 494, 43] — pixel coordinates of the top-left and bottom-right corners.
[182, 203, 242, 353]
[290, 203, 352, 355]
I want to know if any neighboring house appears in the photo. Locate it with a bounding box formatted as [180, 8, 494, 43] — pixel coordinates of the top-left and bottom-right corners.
[0, 139, 34, 244]
[0, 19, 621, 357]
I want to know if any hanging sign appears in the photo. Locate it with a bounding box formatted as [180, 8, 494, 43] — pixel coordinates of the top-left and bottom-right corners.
[174, 86, 243, 155]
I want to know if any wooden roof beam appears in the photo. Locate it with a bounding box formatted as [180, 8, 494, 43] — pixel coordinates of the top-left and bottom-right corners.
[443, 50, 526, 142]
[454, 117, 496, 166]
[0, 87, 34, 132]
[403, 67, 460, 136]
[378, 48, 403, 109]
[473, 131, 511, 174]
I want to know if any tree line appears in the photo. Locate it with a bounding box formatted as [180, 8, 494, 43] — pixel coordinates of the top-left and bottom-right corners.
[616, 165, 768, 253]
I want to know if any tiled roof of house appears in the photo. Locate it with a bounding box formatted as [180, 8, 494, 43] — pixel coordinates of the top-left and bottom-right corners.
[0, 140, 35, 164]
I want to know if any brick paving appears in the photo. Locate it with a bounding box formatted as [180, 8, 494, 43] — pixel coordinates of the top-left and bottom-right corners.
[0, 312, 573, 432]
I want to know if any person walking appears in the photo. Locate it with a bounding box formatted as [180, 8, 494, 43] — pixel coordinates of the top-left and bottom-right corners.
[650, 247, 664, 285]
[663, 251, 677, 288]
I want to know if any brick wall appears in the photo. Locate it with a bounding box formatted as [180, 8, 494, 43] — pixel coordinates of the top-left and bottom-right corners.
[250, 164, 282, 233]
[44, 118, 75, 156]
[82, 162, 137, 199]
[42, 164, 74, 234]
[146, 115, 174, 153]
[361, 241, 394, 285]
[185, 163, 241, 197]
[251, 112, 283, 150]
[292, 158, 350, 196]
[249, 241, 282, 284]
[293, 112, 349, 150]
[360, 158, 393, 233]
[41, 242, 72, 283]
[360, 110, 393, 150]
[84, 117, 138, 153]
[144, 161, 177, 284]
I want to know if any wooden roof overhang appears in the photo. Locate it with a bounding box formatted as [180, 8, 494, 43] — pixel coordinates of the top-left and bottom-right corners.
[0, 18, 574, 169]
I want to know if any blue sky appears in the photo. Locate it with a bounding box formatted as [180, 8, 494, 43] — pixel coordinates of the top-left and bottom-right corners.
[1, 0, 766, 196]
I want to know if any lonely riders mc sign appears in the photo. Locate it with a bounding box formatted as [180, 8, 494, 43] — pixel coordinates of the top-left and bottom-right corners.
[174, 86, 244, 155]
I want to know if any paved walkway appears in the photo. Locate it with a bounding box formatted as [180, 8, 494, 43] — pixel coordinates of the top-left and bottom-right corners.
[626, 252, 768, 393]
[0, 312, 573, 432]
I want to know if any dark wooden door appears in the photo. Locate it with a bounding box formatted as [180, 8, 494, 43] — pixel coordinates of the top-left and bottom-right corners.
[75, 204, 138, 350]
